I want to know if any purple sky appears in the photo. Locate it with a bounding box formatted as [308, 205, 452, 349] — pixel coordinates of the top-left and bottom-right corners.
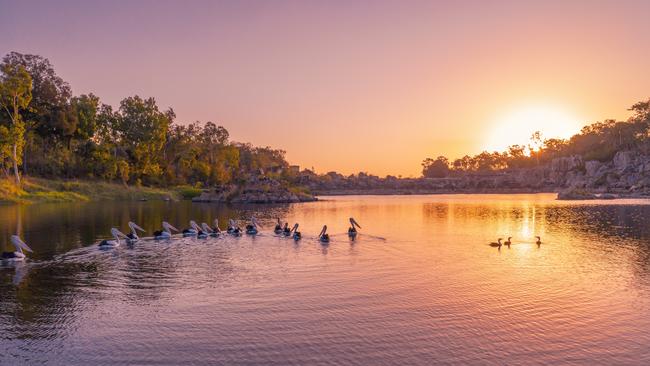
[2, 0, 649, 176]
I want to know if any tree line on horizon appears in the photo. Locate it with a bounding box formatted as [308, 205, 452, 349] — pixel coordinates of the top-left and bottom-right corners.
[422, 101, 650, 178]
[0, 52, 291, 188]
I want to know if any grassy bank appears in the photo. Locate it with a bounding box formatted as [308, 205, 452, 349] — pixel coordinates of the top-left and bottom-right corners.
[0, 178, 185, 204]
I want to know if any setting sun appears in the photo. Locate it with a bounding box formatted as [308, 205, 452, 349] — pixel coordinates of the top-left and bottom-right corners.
[484, 105, 584, 153]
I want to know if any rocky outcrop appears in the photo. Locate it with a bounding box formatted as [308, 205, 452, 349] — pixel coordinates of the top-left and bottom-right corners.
[301, 151, 650, 200]
[192, 176, 317, 204]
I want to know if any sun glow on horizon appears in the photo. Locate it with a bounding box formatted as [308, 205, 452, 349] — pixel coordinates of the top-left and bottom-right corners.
[483, 105, 584, 153]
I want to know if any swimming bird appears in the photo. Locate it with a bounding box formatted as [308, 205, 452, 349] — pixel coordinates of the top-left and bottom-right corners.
[489, 238, 503, 248]
[182, 220, 201, 237]
[1, 235, 33, 262]
[99, 228, 129, 248]
[274, 218, 283, 234]
[318, 225, 330, 244]
[201, 222, 217, 237]
[192, 221, 208, 239]
[246, 217, 260, 235]
[504, 237, 512, 247]
[227, 219, 242, 236]
[282, 222, 292, 236]
[126, 221, 146, 241]
[211, 219, 222, 237]
[536, 236, 542, 246]
[154, 221, 179, 240]
[291, 223, 301, 241]
[348, 217, 361, 238]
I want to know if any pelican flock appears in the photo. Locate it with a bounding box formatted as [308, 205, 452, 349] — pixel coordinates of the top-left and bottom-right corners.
[3, 216, 544, 264]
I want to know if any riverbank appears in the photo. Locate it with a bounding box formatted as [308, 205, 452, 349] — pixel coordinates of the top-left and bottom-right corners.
[0, 178, 182, 204]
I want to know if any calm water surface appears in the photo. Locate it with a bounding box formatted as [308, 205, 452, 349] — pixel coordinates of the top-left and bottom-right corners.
[1, 194, 650, 365]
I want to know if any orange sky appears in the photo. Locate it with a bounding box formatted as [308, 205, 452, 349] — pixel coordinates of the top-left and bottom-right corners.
[1, 0, 649, 176]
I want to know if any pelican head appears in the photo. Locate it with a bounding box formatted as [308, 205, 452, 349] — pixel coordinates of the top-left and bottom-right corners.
[128, 221, 145, 233]
[111, 228, 129, 240]
[201, 222, 214, 233]
[349, 217, 361, 229]
[213, 219, 221, 231]
[162, 221, 179, 233]
[11, 235, 33, 254]
[251, 217, 260, 228]
[291, 223, 299, 232]
[319, 225, 328, 237]
[229, 219, 236, 228]
[190, 220, 201, 231]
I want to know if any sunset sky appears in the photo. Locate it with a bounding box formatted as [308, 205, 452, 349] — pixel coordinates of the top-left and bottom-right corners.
[1, 0, 649, 176]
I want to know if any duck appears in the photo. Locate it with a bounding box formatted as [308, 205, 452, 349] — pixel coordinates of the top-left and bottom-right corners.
[182, 220, 201, 237]
[318, 225, 330, 244]
[348, 217, 361, 238]
[489, 238, 503, 248]
[1, 235, 33, 262]
[99, 228, 129, 248]
[246, 217, 260, 235]
[504, 237, 512, 247]
[291, 223, 301, 241]
[126, 221, 146, 241]
[274, 218, 283, 234]
[154, 221, 179, 240]
[536, 236, 542, 246]
[227, 219, 242, 236]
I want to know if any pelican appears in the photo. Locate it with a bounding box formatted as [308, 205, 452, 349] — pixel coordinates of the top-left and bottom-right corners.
[182, 220, 200, 237]
[282, 222, 292, 236]
[99, 228, 129, 248]
[318, 225, 330, 244]
[192, 221, 208, 239]
[227, 219, 242, 236]
[126, 221, 146, 241]
[1, 235, 33, 262]
[210, 219, 222, 237]
[348, 217, 361, 238]
[154, 221, 179, 240]
[504, 237, 512, 247]
[274, 218, 283, 234]
[536, 236, 542, 246]
[489, 238, 503, 248]
[245, 217, 260, 235]
[291, 223, 301, 241]
[201, 223, 217, 237]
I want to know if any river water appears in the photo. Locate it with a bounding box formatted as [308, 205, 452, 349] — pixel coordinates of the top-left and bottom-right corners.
[1, 194, 650, 365]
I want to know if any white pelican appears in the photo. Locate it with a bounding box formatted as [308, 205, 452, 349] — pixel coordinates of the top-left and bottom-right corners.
[182, 220, 201, 237]
[245, 217, 260, 235]
[348, 217, 361, 238]
[489, 238, 503, 248]
[126, 221, 146, 241]
[1, 235, 33, 262]
[291, 223, 301, 241]
[201, 223, 217, 237]
[210, 219, 222, 237]
[227, 219, 242, 236]
[318, 225, 330, 244]
[154, 221, 179, 240]
[99, 228, 129, 248]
